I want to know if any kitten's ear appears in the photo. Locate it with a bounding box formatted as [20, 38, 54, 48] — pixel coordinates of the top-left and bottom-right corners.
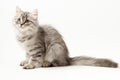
[31, 9, 38, 19]
[16, 6, 22, 13]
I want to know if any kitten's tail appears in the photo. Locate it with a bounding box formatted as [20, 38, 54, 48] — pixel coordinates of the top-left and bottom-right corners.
[69, 56, 118, 68]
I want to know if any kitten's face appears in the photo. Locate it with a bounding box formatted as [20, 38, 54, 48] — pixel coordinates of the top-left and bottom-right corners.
[15, 11, 28, 27]
[14, 7, 38, 30]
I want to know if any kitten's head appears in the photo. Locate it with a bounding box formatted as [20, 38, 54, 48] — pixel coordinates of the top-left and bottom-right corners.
[14, 7, 39, 31]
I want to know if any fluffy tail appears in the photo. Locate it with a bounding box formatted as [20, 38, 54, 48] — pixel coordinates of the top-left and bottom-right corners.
[69, 56, 118, 68]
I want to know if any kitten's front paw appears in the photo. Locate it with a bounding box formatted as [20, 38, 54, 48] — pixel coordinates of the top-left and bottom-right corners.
[42, 61, 51, 67]
[23, 64, 35, 69]
[20, 60, 28, 66]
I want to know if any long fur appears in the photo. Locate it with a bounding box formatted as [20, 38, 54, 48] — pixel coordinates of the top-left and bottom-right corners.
[13, 7, 118, 69]
[69, 56, 118, 68]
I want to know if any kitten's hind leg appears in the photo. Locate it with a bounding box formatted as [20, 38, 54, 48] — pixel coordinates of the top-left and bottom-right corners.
[44, 44, 69, 67]
[42, 61, 52, 67]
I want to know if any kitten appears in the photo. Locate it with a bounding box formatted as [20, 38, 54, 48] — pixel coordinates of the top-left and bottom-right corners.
[13, 7, 118, 69]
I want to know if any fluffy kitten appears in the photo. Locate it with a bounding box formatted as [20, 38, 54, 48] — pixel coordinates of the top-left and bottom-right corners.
[13, 7, 118, 69]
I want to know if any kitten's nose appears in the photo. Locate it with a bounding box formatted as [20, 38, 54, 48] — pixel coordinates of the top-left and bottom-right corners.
[20, 17, 24, 24]
[20, 18, 26, 27]
[20, 24, 22, 27]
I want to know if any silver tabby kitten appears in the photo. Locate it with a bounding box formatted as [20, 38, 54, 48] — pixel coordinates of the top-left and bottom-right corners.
[13, 7, 118, 69]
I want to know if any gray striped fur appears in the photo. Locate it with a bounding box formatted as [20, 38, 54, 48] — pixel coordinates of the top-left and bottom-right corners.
[13, 7, 118, 69]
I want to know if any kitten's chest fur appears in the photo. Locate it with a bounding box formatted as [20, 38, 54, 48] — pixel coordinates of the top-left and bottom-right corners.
[17, 32, 36, 51]
[16, 26, 46, 54]
[16, 25, 65, 54]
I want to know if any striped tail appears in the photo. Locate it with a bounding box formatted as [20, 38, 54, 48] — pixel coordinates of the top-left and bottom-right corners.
[69, 56, 118, 68]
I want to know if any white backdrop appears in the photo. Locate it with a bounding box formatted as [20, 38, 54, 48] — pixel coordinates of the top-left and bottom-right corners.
[0, 0, 120, 80]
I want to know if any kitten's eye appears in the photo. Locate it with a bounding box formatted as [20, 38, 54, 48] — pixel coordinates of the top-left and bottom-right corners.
[32, 54, 42, 57]
[18, 18, 20, 21]
[37, 54, 42, 57]
[26, 20, 29, 22]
